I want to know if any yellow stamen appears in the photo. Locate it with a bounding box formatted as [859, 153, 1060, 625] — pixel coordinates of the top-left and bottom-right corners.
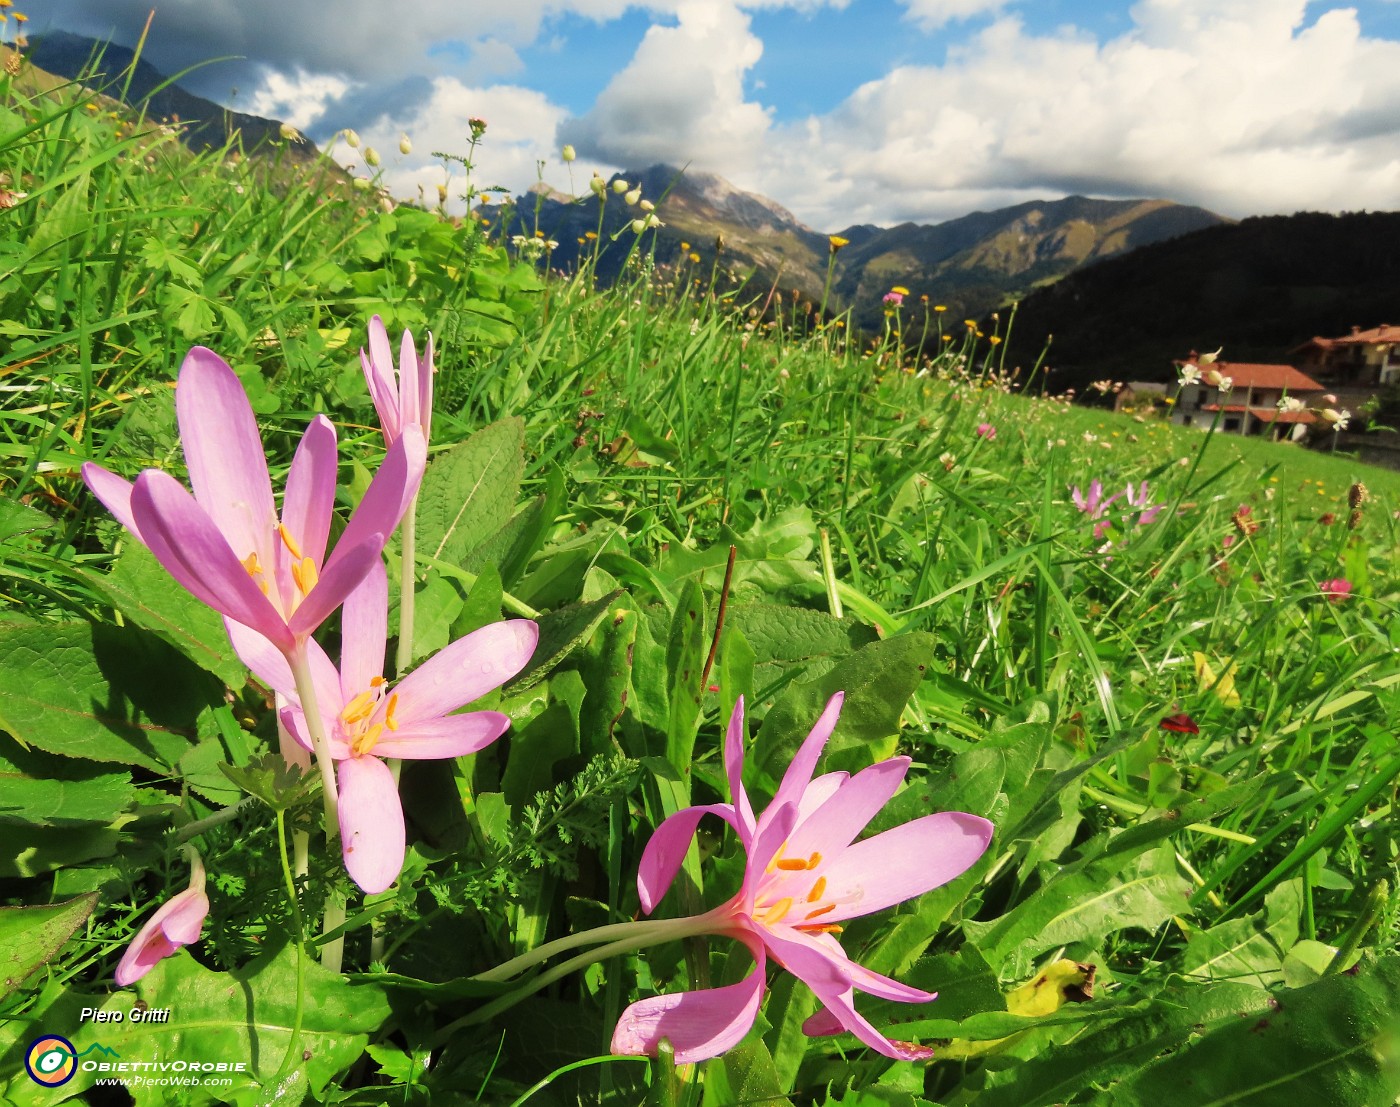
[806, 852, 823, 869]
[241, 552, 262, 576]
[776, 858, 809, 871]
[278, 523, 304, 561]
[370, 676, 387, 687]
[352, 723, 384, 757]
[298, 555, 319, 592]
[804, 903, 836, 920]
[759, 898, 793, 926]
[796, 923, 843, 935]
[341, 691, 376, 725]
[385, 693, 400, 731]
[807, 877, 827, 902]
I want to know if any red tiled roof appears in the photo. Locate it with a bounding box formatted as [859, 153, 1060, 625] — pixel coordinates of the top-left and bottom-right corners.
[1201, 404, 1318, 423]
[1179, 360, 1323, 390]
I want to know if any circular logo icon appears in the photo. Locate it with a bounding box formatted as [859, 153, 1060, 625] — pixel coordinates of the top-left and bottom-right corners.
[25, 1035, 77, 1087]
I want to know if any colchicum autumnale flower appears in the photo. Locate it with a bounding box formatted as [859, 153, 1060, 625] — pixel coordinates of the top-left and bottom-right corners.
[115, 852, 209, 986]
[230, 565, 538, 893]
[361, 315, 434, 446]
[82, 347, 425, 656]
[611, 693, 993, 1063]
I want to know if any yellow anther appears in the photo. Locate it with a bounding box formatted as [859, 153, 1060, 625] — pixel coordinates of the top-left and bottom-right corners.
[807, 877, 827, 902]
[241, 552, 262, 576]
[806, 852, 823, 869]
[797, 923, 843, 935]
[352, 723, 384, 757]
[370, 676, 387, 687]
[385, 693, 399, 731]
[759, 898, 793, 926]
[804, 903, 836, 920]
[341, 691, 376, 725]
[278, 523, 304, 561]
[776, 858, 810, 871]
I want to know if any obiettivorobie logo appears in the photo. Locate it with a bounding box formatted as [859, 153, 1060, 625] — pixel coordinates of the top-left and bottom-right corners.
[24, 1037, 118, 1087]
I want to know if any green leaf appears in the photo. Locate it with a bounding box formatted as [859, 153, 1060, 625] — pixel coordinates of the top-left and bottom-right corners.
[665, 580, 707, 782]
[0, 945, 390, 1105]
[0, 621, 214, 771]
[755, 633, 936, 778]
[418, 418, 525, 567]
[0, 500, 53, 545]
[0, 894, 97, 1001]
[1108, 955, 1400, 1106]
[0, 741, 131, 827]
[502, 671, 585, 806]
[505, 589, 623, 694]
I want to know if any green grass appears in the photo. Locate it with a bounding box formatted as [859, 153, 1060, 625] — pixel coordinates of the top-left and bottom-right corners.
[2, 53, 1399, 1107]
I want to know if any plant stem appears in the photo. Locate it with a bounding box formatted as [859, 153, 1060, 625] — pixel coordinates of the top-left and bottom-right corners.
[438, 914, 722, 1042]
[176, 796, 257, 842]
[287, 642, 346, 973]
[271, 809, 308, 1088]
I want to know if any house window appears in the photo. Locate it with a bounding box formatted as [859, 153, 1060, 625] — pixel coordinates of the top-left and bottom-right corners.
[1223, 417, 1241, 432]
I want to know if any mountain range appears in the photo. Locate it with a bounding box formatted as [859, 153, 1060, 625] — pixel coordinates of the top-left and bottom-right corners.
[518, 167, 1225, 327]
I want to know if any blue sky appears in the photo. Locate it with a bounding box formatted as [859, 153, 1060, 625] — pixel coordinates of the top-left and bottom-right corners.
[36, 0, 1400, 228]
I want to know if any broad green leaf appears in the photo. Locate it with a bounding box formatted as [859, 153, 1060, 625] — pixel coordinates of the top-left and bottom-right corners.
[502, 671, 586, 806]
[0, 894, 97, 1001]
[0, 622, 213, 771]
[0, 742, 131, 827]
[755, 633, 937, 779]
[725, 602, 876, 693]
[418, 418, 525, 567]
[0, 500, 53, 545]
[1108, 955, 1400, 1106]
[505, 589, 623, 694]
[0, 826, 121, 878]
[0, 945, 389, 1105]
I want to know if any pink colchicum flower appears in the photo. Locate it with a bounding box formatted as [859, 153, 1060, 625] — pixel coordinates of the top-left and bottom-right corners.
[1319, 578, 1352, 602]
[115, 853, 209, 986]
[229, 565, 538, 893]
[361, 315, 434, 446]
[611, 693, 994, 1064]
[82, 347, 426, 656]
[1070, 479, 1164, 540]
[975, 422, 996, 440]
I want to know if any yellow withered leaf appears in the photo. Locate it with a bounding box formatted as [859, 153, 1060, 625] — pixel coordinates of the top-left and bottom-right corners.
[1193, 652, 1242, 707]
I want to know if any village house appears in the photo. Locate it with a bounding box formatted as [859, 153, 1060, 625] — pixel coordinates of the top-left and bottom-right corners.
[1292, 325, 1400, 387]
[1170, 358, 1325, 438]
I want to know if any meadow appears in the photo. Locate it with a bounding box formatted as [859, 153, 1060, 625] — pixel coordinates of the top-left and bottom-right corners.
[2, 52, 1399, 1107]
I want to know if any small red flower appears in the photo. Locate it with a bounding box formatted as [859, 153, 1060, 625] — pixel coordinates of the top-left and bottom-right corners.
[1159, 713, 1199, 735]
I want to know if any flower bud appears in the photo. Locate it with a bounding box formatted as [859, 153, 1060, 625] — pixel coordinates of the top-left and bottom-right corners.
[343, 128, 361, 148]
[589, 172, 605, 196]
[399, 133, 412, 156]
[364, 146, 381, 167]
[469, 117, 488, 138]
[562, 144, 576, 162]
[640, 198, 654, 212]
[613, 179, 629, 194]
[624, 188, 641, 205]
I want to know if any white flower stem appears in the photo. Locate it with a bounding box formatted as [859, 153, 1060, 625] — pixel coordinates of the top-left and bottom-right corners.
[437, 915, 721, 1041]
[287, 642, 346, 974]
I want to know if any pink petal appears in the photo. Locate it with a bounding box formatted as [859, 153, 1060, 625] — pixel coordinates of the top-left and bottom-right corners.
[330, 423, 426, 576]
[287, 537, 386, 641]
[784, 758, 909, 862]
[340, 560, 388, 698]
[114, 887, 209, 986]
[397, 327, 422, 429]
[750, 692, 843, 873]
[175, 347, 278, 566]
[637, 803, 742, 915]
[611, 934, 767, 1064]
[224, 618, 298, 700]
[280, 703, 350, 760]
[337, 756, 405, 894]
[761, 929, 935, 1060]
[275, 698, 312, 772]
[130, 471, 292, 650]
[82, 463, 142, 540]
[417, 332, 435, 433]
[372, 711, 510, 758]
[281, 415, 337, 573]
[362, 316, 401, 438]
[724, 698, 756, 845]
[393, 620, 538, 723]
[814, 811, 993, 923]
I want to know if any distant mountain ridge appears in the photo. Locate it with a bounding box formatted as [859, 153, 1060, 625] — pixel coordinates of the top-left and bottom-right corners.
[26, 31, 319, 161]
[523, 165, 1225, 324]
[998, 210, 1400, 396]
